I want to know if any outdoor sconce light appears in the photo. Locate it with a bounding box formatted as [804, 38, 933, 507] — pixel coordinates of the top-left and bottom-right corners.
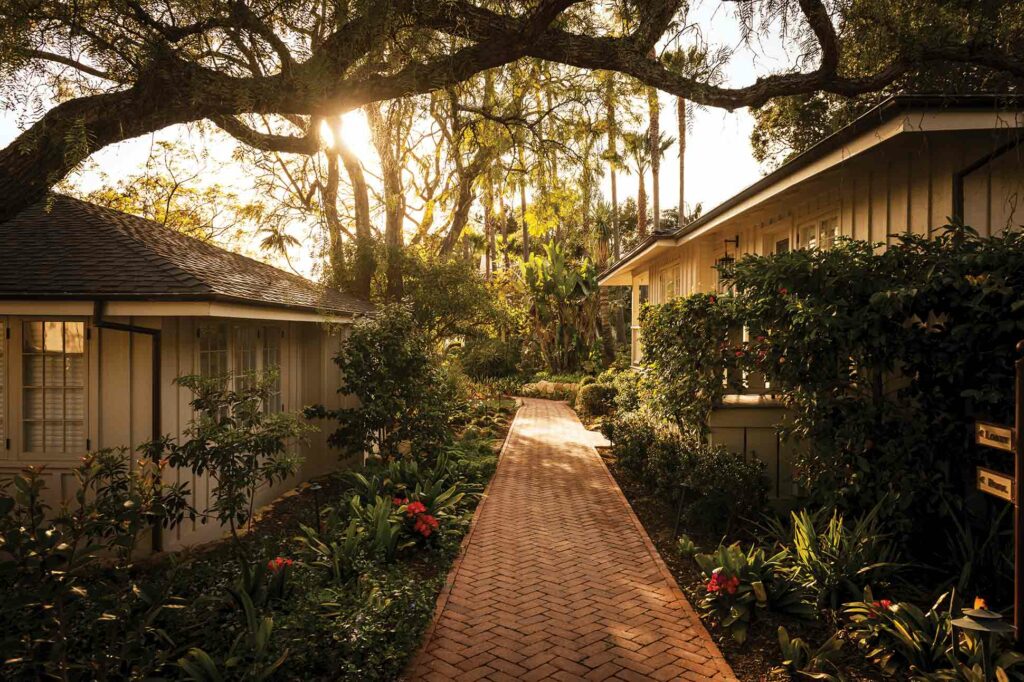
[951, 605, 1014, 681]
[716, 236, 740, 269]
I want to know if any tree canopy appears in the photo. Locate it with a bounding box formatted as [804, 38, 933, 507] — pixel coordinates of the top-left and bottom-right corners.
[3, 0, 1024, 222]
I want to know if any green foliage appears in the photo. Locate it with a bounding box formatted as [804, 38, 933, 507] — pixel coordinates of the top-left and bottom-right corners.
[676, 534, 699, 560]
[522, 242, 601, 373]
[601, 410, 767, 532]
[722, 224, 1024, 584]
[694, 543, 815, 644]
[575, 382, 617, 417]
[179, 588, 287, 682]
[611, 368, 645, 413]
[0, 458, 191, 678]
[398, 248, 503, 344]
[160, 372, 309, 555]
[309, 304, 461, 461]
[776, 626, 845, 681]
[844, 591, 953, 675]
[762, 500, 904, 610]
[639, 292, 743, 436]
[349, 496, 414, 562]
[458, 335, 521, 379]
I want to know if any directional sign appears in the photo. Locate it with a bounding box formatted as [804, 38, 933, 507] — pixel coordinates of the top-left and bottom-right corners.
[976, 422, 1016, 453]
[978, 466, 1016, 503]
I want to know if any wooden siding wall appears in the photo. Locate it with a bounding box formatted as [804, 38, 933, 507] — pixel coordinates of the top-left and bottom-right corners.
[637, 130, 1024, 301]
[629, 128, 1024, 500]
[0, 315, 354, 551]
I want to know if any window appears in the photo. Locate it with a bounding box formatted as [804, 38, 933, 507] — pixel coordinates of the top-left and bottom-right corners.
[658, 266, 678, 302]
[22, 321, 86, 454]
[798, 215, 838, 251]
[232, 326, 258, 390]
[262, 327, 283, 413]
[198, 323, 229, 380]
[198, 323, 284, 411]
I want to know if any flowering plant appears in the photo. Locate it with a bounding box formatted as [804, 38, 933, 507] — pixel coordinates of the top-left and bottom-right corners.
[694, 543, 814, 644]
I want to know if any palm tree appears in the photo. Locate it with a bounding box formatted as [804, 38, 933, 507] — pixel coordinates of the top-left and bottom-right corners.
[258, 226, 301, 274]
[624, 130, 674, 239]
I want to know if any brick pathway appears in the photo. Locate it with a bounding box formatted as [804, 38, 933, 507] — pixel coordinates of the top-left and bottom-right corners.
[406, 398, 735, 682]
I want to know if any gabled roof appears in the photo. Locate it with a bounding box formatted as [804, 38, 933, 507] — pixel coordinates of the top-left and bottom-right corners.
[599, 93, 1024, 284]
[0, 194, 373, 317]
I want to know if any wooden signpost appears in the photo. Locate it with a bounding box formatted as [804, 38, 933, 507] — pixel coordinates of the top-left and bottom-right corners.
[973, 340, 1024, 644]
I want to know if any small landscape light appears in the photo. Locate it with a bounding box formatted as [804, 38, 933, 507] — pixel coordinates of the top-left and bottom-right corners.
[951, 604, 1014, 681]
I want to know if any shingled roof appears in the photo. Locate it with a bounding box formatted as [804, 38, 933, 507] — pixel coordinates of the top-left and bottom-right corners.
[0, 194, 373, 317]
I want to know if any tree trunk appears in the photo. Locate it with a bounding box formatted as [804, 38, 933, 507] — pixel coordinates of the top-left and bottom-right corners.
[648, 84, 660, 232]
[605, 76, 620, 260]
[366, 104, 406, 301]
[336, 120, 374, 300]
[677, 96, 686, 218]
[519, 149, 530, 260]
[638, 175, 648, 238]
[322, 153, 345, 274]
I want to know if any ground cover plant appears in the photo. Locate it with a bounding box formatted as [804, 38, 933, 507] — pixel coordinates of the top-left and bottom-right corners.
[0, 363, 515, 680]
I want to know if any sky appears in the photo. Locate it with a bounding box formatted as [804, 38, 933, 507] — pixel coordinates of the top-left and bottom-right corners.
[0, 1, 792, 278]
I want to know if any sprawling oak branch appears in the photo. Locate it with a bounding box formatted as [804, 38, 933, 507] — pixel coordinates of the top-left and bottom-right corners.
[1, 0, 1022, 221]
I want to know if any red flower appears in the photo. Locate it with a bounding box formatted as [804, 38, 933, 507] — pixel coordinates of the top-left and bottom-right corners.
[267, 557, 294, 572]
[414, 514, 439, 537]
[707, 571, 739, 595]
[709, 296, 717, 304]
[406, 501, 427, 517]
[734, 350, 745, 358]
[779, 287, 788, 295]
[392, 496, 409, 506]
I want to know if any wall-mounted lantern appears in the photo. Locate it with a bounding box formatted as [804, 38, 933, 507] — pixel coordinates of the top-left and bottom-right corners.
[716, 236, 740, 269]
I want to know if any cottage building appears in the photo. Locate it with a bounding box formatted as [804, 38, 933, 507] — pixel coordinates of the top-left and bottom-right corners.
[599, 95, 1024, 499]
[0, 194, 371, 550]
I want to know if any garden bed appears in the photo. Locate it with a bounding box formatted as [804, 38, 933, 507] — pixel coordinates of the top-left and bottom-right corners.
[599, 447, 894, 681]
[0, 397, 517, 681]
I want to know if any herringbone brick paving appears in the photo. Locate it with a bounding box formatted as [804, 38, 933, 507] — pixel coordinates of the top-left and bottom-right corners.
[406, 398, 736, 681]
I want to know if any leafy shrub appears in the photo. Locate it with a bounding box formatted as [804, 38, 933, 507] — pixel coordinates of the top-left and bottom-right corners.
[0, 458, 191, 678]
[844, 591, 953, 675]
[575, 382, 617, 417]
[694, 542, 815, 644]
[458, 336, 521, 379]
[308, 304, 462, 461]
[579, 375, 596, 386]
[611, 368, 645, 412]
[762, 500, 904, 609]
[684, 445, 768, 532]
[160, 372, 310, 555]
[602, 410, 768, 531]
[776, 626, 844, 680]
[640, 292, 744, 436]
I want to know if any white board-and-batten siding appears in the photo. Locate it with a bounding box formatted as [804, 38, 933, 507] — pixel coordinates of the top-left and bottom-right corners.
[0, 314, 354, 551]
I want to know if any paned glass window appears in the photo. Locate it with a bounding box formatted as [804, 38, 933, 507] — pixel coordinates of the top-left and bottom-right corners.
[22, 321, 86, 453]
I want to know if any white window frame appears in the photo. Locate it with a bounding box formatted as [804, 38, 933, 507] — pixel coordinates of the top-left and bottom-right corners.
[197, 322, 286, 412]
[797, 212, 839, 251]
[19, 319, 89, 457]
